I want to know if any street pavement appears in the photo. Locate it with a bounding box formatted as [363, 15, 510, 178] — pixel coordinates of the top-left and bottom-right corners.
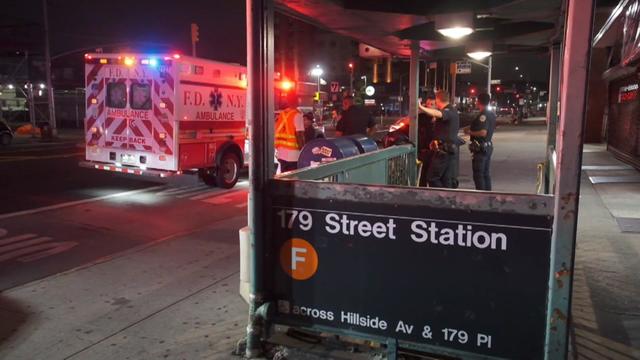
[0, 141, 248, 291]
[0, 123, 639, 359]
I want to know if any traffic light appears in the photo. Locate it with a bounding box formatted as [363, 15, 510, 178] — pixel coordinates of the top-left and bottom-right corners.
[496, 86, 502, 92]
[348, 62, 354, 72]
[191, 23, 200, 43]
[470, 88, 476, 95]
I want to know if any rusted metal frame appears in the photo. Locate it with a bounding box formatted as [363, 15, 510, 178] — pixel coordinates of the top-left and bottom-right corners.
[246, 0, 275, 357]
[270, 180, 554, 216]
[544, 0, 595, 358]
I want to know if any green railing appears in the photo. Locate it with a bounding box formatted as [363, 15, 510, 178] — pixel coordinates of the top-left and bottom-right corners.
[278, 144, 416, 186]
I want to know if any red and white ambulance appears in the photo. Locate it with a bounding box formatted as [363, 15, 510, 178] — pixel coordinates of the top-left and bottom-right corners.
[81, 53, 247, 188]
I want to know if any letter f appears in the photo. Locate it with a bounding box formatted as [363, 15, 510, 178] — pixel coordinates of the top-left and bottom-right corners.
[291, 247, 307, 270]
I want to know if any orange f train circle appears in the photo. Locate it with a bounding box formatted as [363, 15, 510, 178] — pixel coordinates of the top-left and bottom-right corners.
[279, 238, 319, 280]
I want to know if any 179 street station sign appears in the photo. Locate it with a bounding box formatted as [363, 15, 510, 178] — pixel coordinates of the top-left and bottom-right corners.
[269, 189, 553, 359]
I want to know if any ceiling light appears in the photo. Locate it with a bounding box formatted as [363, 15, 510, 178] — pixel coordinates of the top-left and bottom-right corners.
[436, 12, 474, 39]
[438, 27, 474, 39]
[467, 51, 492, 60]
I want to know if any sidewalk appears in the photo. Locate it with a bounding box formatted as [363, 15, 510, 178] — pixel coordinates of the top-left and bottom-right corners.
[5, 128, 84, 150]
[0, 215, 248, 360]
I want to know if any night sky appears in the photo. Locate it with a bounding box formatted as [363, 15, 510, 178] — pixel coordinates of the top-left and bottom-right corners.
[2, 0, 549, 84]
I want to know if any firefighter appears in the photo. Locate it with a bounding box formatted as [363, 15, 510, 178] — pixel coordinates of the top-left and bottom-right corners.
[275, 92, 305, 173]
[466, 93, 496, 191]
[418, 90, 460, 188]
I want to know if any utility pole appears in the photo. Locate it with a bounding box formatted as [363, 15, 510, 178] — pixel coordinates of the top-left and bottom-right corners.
[191, 23, 199, 57]
[43, 0, 57, 136]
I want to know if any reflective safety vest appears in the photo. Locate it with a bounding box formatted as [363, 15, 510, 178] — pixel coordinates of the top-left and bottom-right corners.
[274, 108, 301, 150]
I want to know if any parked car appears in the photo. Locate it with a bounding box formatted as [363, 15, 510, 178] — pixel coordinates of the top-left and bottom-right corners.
[0, 119, 13, 146]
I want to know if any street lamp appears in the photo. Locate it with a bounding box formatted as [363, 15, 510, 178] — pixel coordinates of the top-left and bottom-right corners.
[515, 66, 519, 71]
[311, 65, 324, 118]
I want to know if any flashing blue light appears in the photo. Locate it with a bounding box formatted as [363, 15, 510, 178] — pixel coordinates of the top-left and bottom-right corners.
[148, 58, 159, 67]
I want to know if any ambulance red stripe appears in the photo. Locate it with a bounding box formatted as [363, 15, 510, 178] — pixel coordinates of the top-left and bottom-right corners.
[86, 64, 104, 87]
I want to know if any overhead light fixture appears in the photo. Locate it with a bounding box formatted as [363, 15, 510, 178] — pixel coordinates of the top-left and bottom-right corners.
[436, 12, 474, 39]
[467, 51, 492, 60]
[466, 41, 492, 60]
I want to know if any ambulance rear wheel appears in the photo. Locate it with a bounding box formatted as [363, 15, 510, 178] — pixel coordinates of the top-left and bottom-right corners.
[199, 167, 217, 187]
[216, 152, 240, 189]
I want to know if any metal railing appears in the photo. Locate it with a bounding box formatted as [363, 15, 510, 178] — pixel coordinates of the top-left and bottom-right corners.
[278, 144, 416, 186]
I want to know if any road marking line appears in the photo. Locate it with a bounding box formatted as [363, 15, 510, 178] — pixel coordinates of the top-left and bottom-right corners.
[0, 234, 38, 246]
[0, 237, 52, 254]
[192, 188, 247, 201]
[17, 241, 79, 263]
[176, 187, 219, 198]
[159, 184, 208, 195]
[0, 186, 164, 221]
[166, 185, 210, 196]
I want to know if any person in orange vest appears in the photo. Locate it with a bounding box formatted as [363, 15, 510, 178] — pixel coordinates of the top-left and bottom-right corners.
[275, 92, 305, 172]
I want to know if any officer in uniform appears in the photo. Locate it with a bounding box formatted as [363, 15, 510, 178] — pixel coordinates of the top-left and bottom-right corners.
[467, 93, 496, 191]
[417, 93, 436, 187]
[418, 90, 460, 188]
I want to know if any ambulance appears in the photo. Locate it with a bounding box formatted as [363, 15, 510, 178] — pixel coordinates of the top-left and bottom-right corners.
[80, 53, 247, 188]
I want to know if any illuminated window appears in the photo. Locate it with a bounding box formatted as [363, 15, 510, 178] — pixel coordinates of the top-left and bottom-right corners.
[130, 83, 151, 110]
[107, 82, 126, 108]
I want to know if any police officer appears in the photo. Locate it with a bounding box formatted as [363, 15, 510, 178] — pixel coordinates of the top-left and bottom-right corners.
[416, 93, 436, 187]
[467, 93, 496, 191]
[418, 90, 459, 188]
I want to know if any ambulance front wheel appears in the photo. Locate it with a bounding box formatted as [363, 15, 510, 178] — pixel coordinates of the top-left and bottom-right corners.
[216, 152, 241, 189]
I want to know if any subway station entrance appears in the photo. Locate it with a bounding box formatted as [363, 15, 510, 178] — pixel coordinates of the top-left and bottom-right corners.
[241, 0, 595, 359]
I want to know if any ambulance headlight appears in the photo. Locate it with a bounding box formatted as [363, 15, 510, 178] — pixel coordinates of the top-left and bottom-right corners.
[159, 132, 167, 140]
[91, 127, 98, 134]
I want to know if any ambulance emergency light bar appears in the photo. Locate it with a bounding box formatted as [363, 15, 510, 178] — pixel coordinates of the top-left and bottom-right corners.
[84, 53, 181, 66]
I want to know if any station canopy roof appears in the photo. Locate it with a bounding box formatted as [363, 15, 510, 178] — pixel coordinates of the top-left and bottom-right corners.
[275, 0, 610, 59]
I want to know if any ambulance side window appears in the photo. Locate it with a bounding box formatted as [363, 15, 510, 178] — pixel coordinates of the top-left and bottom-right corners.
[130, 83, 151, 110]
[107, 83, 127, 108]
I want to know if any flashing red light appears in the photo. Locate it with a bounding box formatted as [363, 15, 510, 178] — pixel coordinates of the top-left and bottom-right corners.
[348, 62, 354, 69]
[281, 80, 294, 91]
[85, 54, 92, 60]
[173, 54, 181, 59]
[470, 88, 476, 94]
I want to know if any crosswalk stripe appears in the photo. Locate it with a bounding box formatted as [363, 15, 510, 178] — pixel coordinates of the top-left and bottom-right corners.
[0, 237, 52, 255]
[190, 188, 244, 201]
[176, 188, 221, 199]
[0, 234, 38, 246]
[159, 184, 209, 196]
[155, 185, 192, 195]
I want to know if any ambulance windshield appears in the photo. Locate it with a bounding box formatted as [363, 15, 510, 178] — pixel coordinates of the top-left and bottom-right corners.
[131, 83, 151, 110]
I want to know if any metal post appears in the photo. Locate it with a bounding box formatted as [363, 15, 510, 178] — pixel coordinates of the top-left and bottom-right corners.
[545, 0, 594, 358]
[545, 44, 562, 193]
[451, 71, 457, 103]
[547, 45, 561, 149]
[408, 41, 420, 149]
[42, 0, 57, 136]
[245, 0, 275, 357]
[27, 83, 37, 137]
[487, 56, 492, 97]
